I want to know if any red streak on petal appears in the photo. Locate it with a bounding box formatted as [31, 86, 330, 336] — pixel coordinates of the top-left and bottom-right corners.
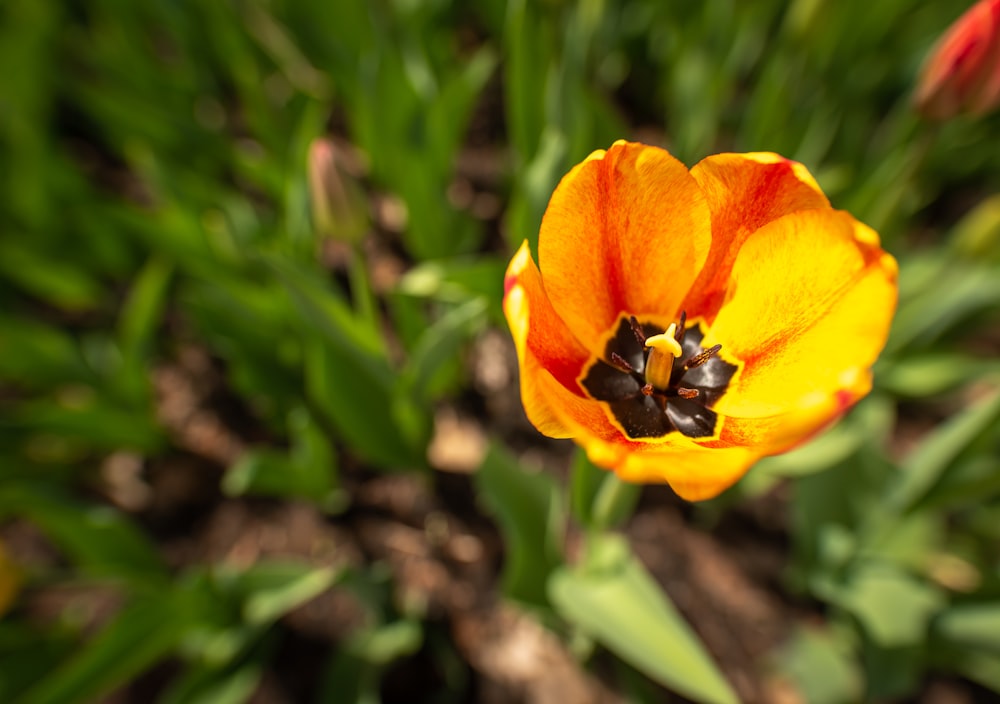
[835, 388, 855, 413]
[596, 150, 628, 319]
[503, 271, 518, 298]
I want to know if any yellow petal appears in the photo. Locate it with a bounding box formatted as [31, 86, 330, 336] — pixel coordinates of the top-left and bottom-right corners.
[685, 153, 831, 322]
[611, 439, 761, 501]
[538, 142, 712, 354]
[710, 367, 872, 454]
[704, 209, 897, 433]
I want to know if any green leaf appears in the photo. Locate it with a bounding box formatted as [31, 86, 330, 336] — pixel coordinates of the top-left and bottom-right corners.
[935, 603, 1000, 653]
[11, 395, 164, 454]
[268, 256, 384, 359]
[347, 619, 423, 665]
[318, 651, 380, 704]
[0, 621, 75, 703]
[857, 510, 939, 571]
[272, 258, 425, 469]
[946, 648, 1000, 694]
[116, 255, 173, 404]
[398, 297, 487, 402]
[20, 594, 197, 704]
[859, 639, 923, 701]
[887, 263, 1000, 354]
[117, 255, 173, 361]
[0, 485, 166, 583]
[887, 387, 1000, 513]
[159, 661, 263, 704]
[772, 626, 863, 704]
[879, 355, 1000, 399]
[548, 534, 738, 704]
[835, 562, 944, 648]
[237, 561, 339, 625]
[0, 236, 105, 310]
[0, 316, 96, 389]
[949, 192, 1000, 260]
[475, 445, 564, 607]
[743, 408, 868, 493]
[395, 256, 507, 315]
[304, 338, 423, 470]
[223, 407, 344, 511]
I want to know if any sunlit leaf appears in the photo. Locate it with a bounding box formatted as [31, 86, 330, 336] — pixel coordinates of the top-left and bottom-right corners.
[549, 534, 738, 704]
[238, 562, 339, 625]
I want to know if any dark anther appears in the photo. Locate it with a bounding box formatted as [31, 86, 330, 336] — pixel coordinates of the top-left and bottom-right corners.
[581, 316, 738, 440]
[683, 343, 722, 371]
[674, 311, 687, 344]
[628, 315, 647, 346]
[610, 352, 634, 373]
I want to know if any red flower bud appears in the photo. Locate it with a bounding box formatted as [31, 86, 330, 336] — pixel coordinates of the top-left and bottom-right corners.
[915, 0, 1000, 120]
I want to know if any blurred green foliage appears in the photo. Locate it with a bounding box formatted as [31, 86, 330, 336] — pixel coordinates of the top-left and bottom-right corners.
[2, 0, 1000, 702]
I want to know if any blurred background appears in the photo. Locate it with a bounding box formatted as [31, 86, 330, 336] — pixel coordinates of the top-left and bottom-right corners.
[2, 0, 1000, 702]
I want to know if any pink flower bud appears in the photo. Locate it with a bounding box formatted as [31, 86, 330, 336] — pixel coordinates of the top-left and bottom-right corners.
[308, 138, 368, 243]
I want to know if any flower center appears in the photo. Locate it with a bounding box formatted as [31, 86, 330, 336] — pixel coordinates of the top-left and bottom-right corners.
[581, 313, 737, 440]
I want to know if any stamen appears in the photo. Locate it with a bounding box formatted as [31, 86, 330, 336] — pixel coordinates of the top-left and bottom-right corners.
[609, 352, 634, 373]
[628, 316, 646, 345]
[643, 324, 683, 390]
[674, 311, 687, 345]
[582, 315, 739, 441]
[683, 343, 722, 371]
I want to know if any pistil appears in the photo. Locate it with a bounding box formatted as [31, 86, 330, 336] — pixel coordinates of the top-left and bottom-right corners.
[580, 314, 739, 440]
[643, 323, 682, 391]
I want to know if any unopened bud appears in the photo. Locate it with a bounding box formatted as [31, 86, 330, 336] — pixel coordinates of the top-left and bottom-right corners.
[308, 137, 368, 243]
[914, 0, 1000, 121]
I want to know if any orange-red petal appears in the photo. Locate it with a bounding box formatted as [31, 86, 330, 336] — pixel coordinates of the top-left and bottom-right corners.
[684, 153, 831, 322]
[504, 240, 591, 396]
[538, 141, 712, 353]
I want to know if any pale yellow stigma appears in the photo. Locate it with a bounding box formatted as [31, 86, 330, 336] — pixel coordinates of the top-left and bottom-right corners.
[645, 324, 683, 357]
[644, 324, 682, 390]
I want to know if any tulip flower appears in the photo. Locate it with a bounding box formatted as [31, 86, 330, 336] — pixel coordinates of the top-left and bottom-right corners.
[503, 141, 898, 500]
[914, 0, 1000, 120]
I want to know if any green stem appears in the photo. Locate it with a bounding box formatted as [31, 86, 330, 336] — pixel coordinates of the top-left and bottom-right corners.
[348, 244, 377, 327]
[591, 472, 639, 532]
